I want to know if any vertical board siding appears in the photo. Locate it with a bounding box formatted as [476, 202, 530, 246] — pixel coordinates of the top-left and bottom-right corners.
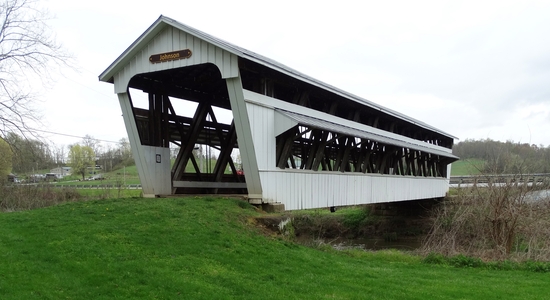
[246, 103, 275, 170]
[226, 77, 263, 198]
[259, 171, 448, 210]
[114, 27, 238, 93]
[142, 146, 171, 195]
[117, 93, 153, 195]
[244, 93, 450, 210]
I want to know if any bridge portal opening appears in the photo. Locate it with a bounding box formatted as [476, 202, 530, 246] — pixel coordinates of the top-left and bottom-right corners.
[127, 63, 246, 194]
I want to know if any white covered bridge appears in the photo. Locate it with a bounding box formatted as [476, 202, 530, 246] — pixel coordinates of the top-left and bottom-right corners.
[99, 15, 458, 210]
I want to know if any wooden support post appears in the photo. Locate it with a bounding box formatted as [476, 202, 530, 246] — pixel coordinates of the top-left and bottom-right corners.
[334, 137, 348, 172]
[154, 93, 162, 146]
[397, 149, 405, 175]
[148, 93, 155, 146]
[338, 136, 355, 172]
[410, 151, 418, 176]
[165, 100, 187, 143]
[420, 152, 428, 177]
[305, 129, 322, 170]
[378, 149, 393, 175]
[367, 142, 377, 173]
[312, 131, 330, 171]
[276, 128, 297, 169]
[172, 102, 209, 182]
[359, 140, 371, 173]
[351, 139, 362, 172]
[188, 153, 202, 180]
[213, 123, 237, 182]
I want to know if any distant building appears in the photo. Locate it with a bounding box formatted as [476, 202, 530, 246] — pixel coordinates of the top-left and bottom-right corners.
[45, 173, 58, 181]
[7, 173, 18, 183]
[29, 174, 45, 183]
[50, 167, 72, 177]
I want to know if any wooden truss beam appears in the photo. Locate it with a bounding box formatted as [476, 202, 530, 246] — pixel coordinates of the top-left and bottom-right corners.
[274, 121, 449, 179]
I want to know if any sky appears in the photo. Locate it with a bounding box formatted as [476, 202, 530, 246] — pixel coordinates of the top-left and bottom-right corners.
[31, 0, 550, 150]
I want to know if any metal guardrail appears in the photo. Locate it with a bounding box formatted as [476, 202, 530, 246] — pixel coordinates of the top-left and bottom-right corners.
[450, 174, 550, 185]
[54, 184, 142, 189]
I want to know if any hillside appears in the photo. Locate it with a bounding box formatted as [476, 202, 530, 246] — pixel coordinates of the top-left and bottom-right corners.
[0, 197, 548, 299]
[450, 159, 485, 176]
[452, 139, 550, 174]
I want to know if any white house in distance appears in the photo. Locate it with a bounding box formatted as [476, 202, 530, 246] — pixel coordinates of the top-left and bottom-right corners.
[49, 167, 72, 177]
[99, 15, 458, 210]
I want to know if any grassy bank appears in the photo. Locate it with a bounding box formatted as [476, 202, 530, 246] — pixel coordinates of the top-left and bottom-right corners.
[76, 188, 142, 199]
[0, 183, 141, 212]
[0, 197, 548, 299]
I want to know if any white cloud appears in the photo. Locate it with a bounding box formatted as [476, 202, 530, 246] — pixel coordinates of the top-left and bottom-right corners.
[28, 0, 550, 147]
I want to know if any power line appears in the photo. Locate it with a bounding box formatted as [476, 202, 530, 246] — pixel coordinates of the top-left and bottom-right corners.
[30, 128, 122, 144]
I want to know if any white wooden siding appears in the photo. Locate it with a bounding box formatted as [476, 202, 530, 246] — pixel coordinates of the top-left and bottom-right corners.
[244, 93, 449, 210]
[118, 93, 153, 195]
[260, 170, 448, 210]
[113, 27, 239, 94]
[226, 77, 263, 199]
[141, 146, 171, 196]
[118, 93, 171, 197]
[245, 102, 276, 171]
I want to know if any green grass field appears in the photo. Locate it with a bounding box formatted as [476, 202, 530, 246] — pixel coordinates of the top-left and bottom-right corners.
[0, 197, 548, 299]
[53, 165, 141, 186]
[53, 159, 230, 187]
[451, 159, 485, 176]
[76, 188, 142, 198]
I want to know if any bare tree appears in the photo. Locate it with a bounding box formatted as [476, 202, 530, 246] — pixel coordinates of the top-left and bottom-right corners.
[0, 0, 70, 140]
[118, 138, 132, 161]
[53, 143, 65, 165]
[82, 134, 102, 157]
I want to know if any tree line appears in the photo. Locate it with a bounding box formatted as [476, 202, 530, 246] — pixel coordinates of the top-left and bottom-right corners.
[0, 132, 133, 180]
[453, 139, 550, 174]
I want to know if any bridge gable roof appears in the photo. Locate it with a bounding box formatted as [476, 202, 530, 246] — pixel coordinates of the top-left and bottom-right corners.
[99, 15, 456, 140]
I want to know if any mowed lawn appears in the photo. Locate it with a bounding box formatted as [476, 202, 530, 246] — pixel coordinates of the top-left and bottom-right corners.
[0, 197, 548, 299]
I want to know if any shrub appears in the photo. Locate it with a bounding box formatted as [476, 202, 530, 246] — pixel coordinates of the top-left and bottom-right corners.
[449, 254, 484, 268]
[421, 175, 550, 261]
[525, 261, 550, 273]
[342, 207, 370, 230]
[0, 182, 82, 212]
[422, 252, 447, 265]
